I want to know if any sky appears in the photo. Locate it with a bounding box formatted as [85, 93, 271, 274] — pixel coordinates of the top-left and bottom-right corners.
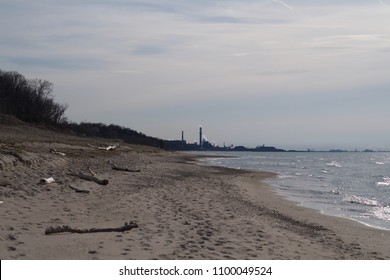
[1, 0, 390, 150]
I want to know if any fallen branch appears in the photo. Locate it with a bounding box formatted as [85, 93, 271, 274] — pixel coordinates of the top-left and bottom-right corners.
[67, 171, 109, 185]
[112, 166, 141, 172]
[87, 144, 119, 151]
[109, 160, 140, 172]
[50, 148, 66, 156]
[45, 221, 138, 235]
[69, 185, 90, 194]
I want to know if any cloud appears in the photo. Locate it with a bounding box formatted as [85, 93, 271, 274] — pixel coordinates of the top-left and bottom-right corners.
[3, 55, 106, 70]
[130, 45, 170, 56]
[2, 0, 390, 149]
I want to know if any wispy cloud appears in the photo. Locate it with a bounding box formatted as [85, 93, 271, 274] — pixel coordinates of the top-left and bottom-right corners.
[271, 0, 294, 10]
[270, 0, 305, 16]
[302, 34, 390, 51]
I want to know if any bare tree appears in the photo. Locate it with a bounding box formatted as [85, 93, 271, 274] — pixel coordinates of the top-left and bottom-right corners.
[0, 69, 68, 125]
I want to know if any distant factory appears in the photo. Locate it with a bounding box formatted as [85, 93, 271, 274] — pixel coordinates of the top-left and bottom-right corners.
[179, 126, 218, 150]
[163, 126, 284, 152]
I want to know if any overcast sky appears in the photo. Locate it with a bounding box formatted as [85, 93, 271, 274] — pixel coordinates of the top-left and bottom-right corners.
[1, 0, 390, 150]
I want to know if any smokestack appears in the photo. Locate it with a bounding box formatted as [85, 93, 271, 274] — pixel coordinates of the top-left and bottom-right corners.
[199, 126, 203, 147]
[181, 131, 184, 142]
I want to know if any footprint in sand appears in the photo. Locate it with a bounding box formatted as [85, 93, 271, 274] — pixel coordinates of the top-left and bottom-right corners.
[7, 234, 17, 241]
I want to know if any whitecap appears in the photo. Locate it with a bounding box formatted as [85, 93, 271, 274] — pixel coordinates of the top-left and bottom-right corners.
[326, 161, 342, 168]
[375, 162, 385, 165]
[376, 177, 390, 187]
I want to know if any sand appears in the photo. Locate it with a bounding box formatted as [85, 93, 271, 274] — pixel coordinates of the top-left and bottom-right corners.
[1, 123, 390, 260]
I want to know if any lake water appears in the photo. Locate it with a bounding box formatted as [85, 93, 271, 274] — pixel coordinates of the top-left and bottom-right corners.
[197, 151, 390, 231]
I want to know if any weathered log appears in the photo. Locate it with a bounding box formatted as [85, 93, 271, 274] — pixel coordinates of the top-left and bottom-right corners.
[67, 171, 108, 185]
[112, 166, 141, 172]
[45, 221, 138, 235]
[69, 185, 90, 194]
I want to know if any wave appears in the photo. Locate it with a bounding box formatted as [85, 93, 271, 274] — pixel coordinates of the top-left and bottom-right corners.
[376, 177, 390, 187]
[343, 195, 381, 207]
[326, 161, 342, 168]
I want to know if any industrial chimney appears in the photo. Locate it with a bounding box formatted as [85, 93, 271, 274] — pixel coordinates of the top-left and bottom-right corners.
[199, 126, 203, 147]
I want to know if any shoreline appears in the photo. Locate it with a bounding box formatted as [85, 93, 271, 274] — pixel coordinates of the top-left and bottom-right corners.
[191, 151, 390, 233]
[1, 129, 390, 259]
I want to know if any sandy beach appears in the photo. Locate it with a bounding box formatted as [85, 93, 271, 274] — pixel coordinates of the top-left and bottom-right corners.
[1, 122, 390, 260]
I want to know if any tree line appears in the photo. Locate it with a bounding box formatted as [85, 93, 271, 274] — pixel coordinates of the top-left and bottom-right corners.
[0, 69, 68, 125]
[63, 122, 165, 148]
[0, 69, 177, 149]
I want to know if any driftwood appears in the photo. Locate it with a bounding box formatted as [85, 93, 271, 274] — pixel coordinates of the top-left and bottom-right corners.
[112, 166, 141, 172]
[109, 160, 140, 173]
[40, 177, 55, 184]
[67, 171, 108, 185]
[88, 167, 97, 176]
[87, 144, 119, 151]
[69, 185, 90, 194]
[50, 148, 66, 156]
[45, 222, 138, 235]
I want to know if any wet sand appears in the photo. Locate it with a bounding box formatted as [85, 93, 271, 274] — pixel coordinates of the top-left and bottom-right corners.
[1, 124, 390, 259]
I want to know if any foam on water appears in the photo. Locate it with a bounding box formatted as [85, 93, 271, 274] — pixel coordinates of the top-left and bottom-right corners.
[371, 206, 390, 222]
[326, 161, 342, 168]
[376, 177, 390, 187]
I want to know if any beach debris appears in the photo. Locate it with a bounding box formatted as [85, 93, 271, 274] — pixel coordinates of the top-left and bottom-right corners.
[45, 221, 138, 235]
[50, 148, 66, 156]
[87, 143, 119, 151]
[112, 166, 141, 172]
[109, 160, 140, 173]
[67, 170, 108, 185]
[69, 185, 90, 194]
[88, 166, 97, 176]
[39, 177, 55, 184]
